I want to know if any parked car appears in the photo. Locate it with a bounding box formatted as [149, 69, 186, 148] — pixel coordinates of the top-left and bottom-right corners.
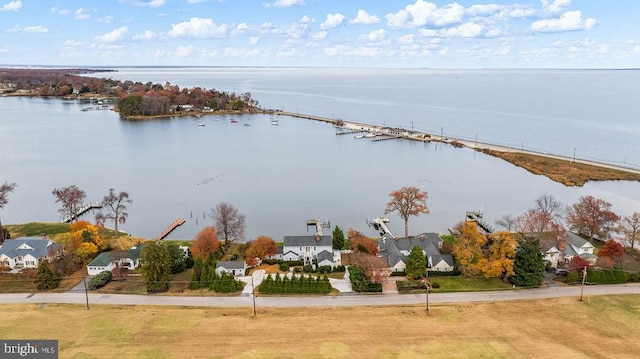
[554, 268, 569, 276]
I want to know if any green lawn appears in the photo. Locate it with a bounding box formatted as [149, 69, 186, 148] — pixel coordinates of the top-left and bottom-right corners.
[429, 276, 513, 293]
[4, 222, 70, 238]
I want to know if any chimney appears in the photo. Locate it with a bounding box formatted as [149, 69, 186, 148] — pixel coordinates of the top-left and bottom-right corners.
[315, 234, 320, 242]
[420, 235, 424, 241]
[558, 238, 566, 252]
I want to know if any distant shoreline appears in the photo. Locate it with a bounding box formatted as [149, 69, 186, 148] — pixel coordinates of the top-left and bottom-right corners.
[277, 111, 640, 187]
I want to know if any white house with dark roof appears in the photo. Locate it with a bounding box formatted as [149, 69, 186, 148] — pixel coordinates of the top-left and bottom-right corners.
[87, 245, 144, 276]
[543, 232, 597, 268]
[282, 235, 334, 268]
[215, 261, 247, 277]
[378, 233, 454, 273]
[0, 237, 61, 270]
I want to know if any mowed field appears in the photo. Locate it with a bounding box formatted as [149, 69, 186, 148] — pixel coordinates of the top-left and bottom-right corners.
[1, 295, 639, 358]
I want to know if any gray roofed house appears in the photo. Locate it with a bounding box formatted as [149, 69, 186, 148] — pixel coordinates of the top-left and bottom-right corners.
[86, 245, 145, 276]
[378, 233, 454, 273]
[0, 237, 61, 270]
[215, 260, 247, 276]
[542, 232, 597, 268]
[282, 235, 334, 268]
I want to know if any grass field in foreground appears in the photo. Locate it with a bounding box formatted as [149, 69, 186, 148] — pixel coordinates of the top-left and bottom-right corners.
[0, 295, 639, 358]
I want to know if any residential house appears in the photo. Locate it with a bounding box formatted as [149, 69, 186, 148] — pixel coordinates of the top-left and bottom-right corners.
[378, 233, 454, 273]
[543, 232, 597, 268]
[0, 237, 60, 270]
[215, 261, 247, 277]
[282, 235, 334, 269]
[87, 245, 144, 276]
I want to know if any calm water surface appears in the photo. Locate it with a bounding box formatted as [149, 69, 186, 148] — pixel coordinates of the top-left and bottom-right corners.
[1, 68, 639, 240]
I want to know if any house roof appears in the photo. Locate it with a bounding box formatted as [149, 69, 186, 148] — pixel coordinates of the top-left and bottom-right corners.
[0, 237, 60, 259]
[284, 235, 332, 247]
[87, 252, 111, 267]
[431, 254, 454, 267]
[378, 234, 442, 253]
[87, 246, 144, 267]
[215, 261, 246, 270]
[567, 232, 593, 249]
[316, 250, 333, 264]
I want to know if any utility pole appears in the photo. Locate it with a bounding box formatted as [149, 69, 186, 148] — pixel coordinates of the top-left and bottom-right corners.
[579, 267, 587, 301]
[425, 271, 430, 316]
[251, 277, 257, 316]
[83, 276, 90, 310]
[573, 147, 576, 163]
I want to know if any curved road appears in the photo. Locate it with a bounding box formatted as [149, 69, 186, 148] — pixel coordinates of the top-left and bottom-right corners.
[1, 283, 639, 308]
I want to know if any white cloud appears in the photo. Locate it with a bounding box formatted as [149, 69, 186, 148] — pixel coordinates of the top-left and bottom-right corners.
[386, 0, 464, 28]
[176, 45, 195, 57]
[0, 46, 9, 53]
[23, 26, 49, 33]
[249, 36, 259, 45]
[541, 0, 571, 15]
[74, 8, 90, 20]
[311, 31, 326, 41]
[50, 6, 71, 16]
[265, 0, 304, 8]
[0, 1, 21, 12]
[531, 10, 596, 33]
[320, 13, 345, 30]
[121, 0, 167, 7]
[299, 15, 314, 24]
[132, 30, 156, 40]
[420, 22, 484, 38]
[366, 29, 386, 42]
[168, 17, 229, 39]
[97, 16, 114, 24]
[94, 26, 128, 43]
[349, 9, 379, 25]
[634, 46, 640, 53]
[397, 34, 415, 45]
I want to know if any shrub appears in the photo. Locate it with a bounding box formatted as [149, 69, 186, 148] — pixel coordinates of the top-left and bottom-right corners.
[303, 264, 313, 273]
[332, 265, 345, 272]
[587, 268, 628, 284]
[279, 263, 290, 271]
[317, 265, 331, 274]
[431, 282, 441, 289]
[627, 272, 640, 282]
[366, 282, 383, 292]
[88, 271, 113, 290]
[427, 270, 461, 277]
[34, 262, 60, 291]
[293, 267, 302, 273]
[396, 280, 427, 293]
[566, 271, 581, 284]
[263, 259, 278, 265]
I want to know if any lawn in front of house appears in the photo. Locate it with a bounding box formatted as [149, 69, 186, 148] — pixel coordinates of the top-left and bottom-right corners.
[428, 276, 513, 292]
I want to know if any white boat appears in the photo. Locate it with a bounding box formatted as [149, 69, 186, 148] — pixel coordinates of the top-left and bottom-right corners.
[197, 121, 205, 127]
[270, 116, 278, 125]
[364, 133, 376, 138]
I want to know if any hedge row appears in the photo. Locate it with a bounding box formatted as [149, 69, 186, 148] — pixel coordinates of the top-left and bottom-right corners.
[587, 268, 628, 284]
[396, 280, 427, 293]
[258, 273, 332, 294]
[88, 271, 113, 290]
[189, 264, 244, 293]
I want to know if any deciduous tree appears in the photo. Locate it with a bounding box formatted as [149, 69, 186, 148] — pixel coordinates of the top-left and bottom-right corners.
[332, 225, 346, 250]
[0, 181, 17, 242]
[344, 251, 388, 280]
[534, 194, 563, 223]
[406, 245, 426, 280]
[347, 228, 378, 255]
[52, 185, 86, 222]
[95, 188, 132, 237]
[384, 186, 430, 238]
[509, 240, 545, 287]
[245, 236, 278, 266]
[495, 213, 516, 232]
[192, 226, 220, 261]
[452, 222, 487, 276]
[566, 195, 620, 241]
[479, 231, 517, 279]
[209, 202, 246, 248]
[619, 212, 640, 249]
[597, 239, 625, 266]
[140, 242, 171, 293]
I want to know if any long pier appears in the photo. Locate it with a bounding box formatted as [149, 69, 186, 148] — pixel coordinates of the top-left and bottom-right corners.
[276, 111, 640, 175]
[156, 218, 186, 240]
[61, 202, 103, 223]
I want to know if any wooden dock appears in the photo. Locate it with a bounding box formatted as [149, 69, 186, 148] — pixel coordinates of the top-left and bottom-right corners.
[156, 218, 186, 240]
[61, 202, 103, 223]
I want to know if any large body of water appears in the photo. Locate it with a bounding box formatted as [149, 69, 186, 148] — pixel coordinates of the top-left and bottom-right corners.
[1, 68, 639, 240]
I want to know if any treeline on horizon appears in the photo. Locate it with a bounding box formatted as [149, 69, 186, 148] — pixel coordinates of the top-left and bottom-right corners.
[0, 68, 258, 118]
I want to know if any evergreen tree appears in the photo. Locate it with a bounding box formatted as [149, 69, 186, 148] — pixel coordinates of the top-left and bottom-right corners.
[509, 241, 545, 287]
[164, 242, 187, 274]
[34, 262, 60, 290]
[406, 245, 427, 280]
[140, 242, 171, 293]
[332, 225, 346, 250]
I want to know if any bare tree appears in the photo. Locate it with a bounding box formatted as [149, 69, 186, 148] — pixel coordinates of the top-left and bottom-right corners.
[95, 188, 132, 237]
[534, 194, 564, 222]
[384, 186, 430, 238]
[52, 185, 86, 222]
[495, 213, 516, 231]
[619, 212, 640, 249]
[0, 182, 17, 241]
[209, 202, 246, 248]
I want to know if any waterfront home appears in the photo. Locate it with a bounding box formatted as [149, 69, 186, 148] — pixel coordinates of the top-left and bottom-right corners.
[378, 233, 454, 273]
[543, 232, 597, 268]
[282, 235, 334, 269]
[0, 237, 61, 270]
[215, 261, 247, 277]
[87, 245, 144, 276]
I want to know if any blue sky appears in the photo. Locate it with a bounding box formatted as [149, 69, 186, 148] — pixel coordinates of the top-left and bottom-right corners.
[0, 0, 638, 68]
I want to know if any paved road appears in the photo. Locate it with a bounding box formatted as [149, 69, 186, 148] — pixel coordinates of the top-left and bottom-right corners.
[2, 283, 639, 308]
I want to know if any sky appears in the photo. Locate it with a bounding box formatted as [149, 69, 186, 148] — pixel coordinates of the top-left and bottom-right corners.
[0, 0, 639, 68]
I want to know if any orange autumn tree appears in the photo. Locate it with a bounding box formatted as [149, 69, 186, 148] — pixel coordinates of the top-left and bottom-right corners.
[452, 222, 487, 276]
[453, 222, 517, 280]
[478, 231, 517, 279]
[384, 186, 430, 238]
[245, 236, 278, 266]
[192, 226, 220, 261]
[69, 221, 107, 263]
[347, 228, 378, 255]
